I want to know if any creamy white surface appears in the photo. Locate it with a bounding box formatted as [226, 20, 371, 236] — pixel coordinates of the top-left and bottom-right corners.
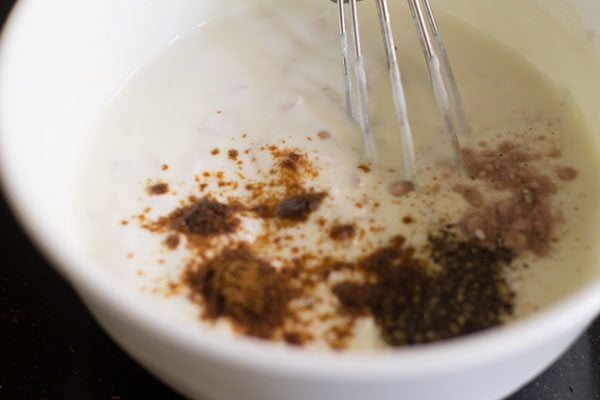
[76, 0, 600, 349]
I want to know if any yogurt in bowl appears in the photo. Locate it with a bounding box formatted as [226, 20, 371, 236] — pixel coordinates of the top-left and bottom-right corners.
[2, 0, 600, 399]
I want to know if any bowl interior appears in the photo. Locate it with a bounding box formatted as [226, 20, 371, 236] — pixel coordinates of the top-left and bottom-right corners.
[2, 0, 600, 374]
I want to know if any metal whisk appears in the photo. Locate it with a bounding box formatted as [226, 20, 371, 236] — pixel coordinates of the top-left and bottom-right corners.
[333, 0, 469, 186]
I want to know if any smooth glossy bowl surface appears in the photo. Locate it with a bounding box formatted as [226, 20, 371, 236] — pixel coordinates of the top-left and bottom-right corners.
[1, 1, 600, 399]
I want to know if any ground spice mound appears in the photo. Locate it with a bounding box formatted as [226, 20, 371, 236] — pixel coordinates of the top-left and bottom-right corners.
[329, 223, 356, 241]
[136, 138, 580, 349]
[164, 234, 180, 250]
[462, 193, 555, 255]
[242, 147, 323, 221]
[275, 192, 326, 221]
[317, 130, 331, 140]
[170, 198, 240, 236]
[333, 232, 514, 346]
[278, 151, 302, 172]
[460, 141, 566, 255]
[184, 245, 292, 338]
[357, 163, 371, 173]
[228, 149, 239, 160]
[555, 166, 577, 181]
[146, 182, 169, 196]
[462, 141, 555, 194]
[389, 180, 415, 197]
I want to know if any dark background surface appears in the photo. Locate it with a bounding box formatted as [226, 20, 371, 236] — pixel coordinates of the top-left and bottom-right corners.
[0, 1, 599, 399]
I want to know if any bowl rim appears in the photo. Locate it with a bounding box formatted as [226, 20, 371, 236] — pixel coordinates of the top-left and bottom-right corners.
[1, 0, 599, 380]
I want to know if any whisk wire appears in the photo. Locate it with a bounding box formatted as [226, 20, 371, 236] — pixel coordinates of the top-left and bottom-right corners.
[349, 0, 378, 161]
[336, 0, 355, 119]
[420, 0, 470, 139]
[408, 0, 463, 166]
[334, 0, 469, 183]
[375, 0, 415, 182]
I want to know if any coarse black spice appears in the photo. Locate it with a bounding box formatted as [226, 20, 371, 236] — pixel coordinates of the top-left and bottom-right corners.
[334, 230, 515, 346]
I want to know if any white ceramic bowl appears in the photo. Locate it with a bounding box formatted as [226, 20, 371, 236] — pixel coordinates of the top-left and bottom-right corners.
[2, 1, 600, 399]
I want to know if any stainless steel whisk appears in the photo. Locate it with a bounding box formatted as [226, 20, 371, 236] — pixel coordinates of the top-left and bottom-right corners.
[333, 0, 469, 186]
